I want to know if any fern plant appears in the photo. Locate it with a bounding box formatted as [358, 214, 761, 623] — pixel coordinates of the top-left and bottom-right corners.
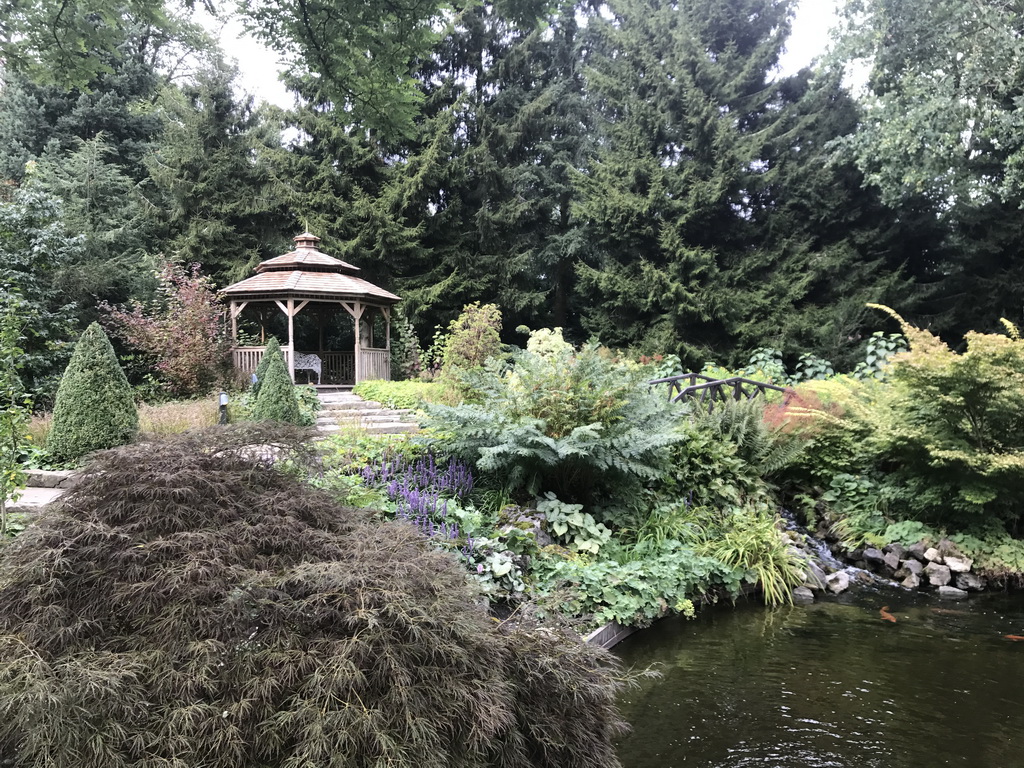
[690, 397, 803, 479]
[424, 335, 684, 511]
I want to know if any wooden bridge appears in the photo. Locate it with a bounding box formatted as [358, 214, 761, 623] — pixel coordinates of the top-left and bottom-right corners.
[649, 372, 788, 410]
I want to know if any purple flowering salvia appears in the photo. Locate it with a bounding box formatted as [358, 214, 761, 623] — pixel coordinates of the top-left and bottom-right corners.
[357, 450, 475, 546]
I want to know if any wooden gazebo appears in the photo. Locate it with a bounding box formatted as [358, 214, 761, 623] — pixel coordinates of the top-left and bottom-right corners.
[222, 232, 401, 385]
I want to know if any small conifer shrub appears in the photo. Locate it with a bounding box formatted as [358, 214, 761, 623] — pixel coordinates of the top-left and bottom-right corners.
[0, 427, 627, 767]
[46, 322, 138, 462]
[251, 339, 302, 424]
[442, 301, 503, 370]
[250, 336, 281, 398]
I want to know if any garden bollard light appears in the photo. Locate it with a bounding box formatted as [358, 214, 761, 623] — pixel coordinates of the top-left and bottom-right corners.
[219, 391, 229, 424]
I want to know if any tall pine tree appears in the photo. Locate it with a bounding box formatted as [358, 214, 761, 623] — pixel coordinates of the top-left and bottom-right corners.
[575, 0, 797, 363]
[145, 60, 293, 284]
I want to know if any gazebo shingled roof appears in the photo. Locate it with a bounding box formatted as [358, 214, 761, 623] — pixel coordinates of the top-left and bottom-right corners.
[221, 232, 400, 303]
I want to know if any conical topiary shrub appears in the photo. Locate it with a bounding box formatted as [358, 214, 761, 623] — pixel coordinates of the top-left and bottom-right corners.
[46, 322, 138, 463]
[251, 340, 302, 424]
[0, 427, 628, 767]
[250, 336, 281, 399]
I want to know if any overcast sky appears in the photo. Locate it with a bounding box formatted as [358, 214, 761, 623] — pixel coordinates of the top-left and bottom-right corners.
[209, 0, 841, 110]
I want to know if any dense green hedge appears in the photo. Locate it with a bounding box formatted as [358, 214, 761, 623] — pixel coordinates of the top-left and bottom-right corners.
[353, 379, 440, 409]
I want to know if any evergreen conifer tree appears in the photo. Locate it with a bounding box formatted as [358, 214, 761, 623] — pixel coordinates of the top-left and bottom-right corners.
[0, 182, 80, 401]
[0, 32, 165, 184]
[251, 341, 302, 424]
[250, 336, 281, 399]
[145, 61, 293, 285]
[575, 0, 798, 363]
[47, 322, 138, 462]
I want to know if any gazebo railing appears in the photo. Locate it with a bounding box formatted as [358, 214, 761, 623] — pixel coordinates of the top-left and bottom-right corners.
[323, 352, 355, 383]
[232, 347, 361, 384]
[360, 349, 390, 381]
[233, 347, 267, 375]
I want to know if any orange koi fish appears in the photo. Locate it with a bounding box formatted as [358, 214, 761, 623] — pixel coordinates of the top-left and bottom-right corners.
[1004, 634, 1024, 641]
[879, 606, 897, 623]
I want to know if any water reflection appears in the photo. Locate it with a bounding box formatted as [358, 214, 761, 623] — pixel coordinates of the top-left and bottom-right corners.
[613, 588, 1024, 767]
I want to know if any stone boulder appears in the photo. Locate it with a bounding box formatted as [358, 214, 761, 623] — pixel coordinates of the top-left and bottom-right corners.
[955, 572, 987, 591]
[937, 585, 968, 600]
[853, 569, 875, 585]
[793, 586, 815, 604]
[944, 556, 973, 573]
[827, 571, 851, 594]
[924, 547, 943, 563]
[882, 550, 901, 572]
[862, 548, 886, 571]
[906, 541, 928, 562]
[884, 542, 907, 562]
[803, 561, 828, 592]
[895, 559, 924, 579]
[937, 538, 963, 557]
[901, 572, 921, 590]
[924, 562, 952, 587]
[897, 561, 929, 589]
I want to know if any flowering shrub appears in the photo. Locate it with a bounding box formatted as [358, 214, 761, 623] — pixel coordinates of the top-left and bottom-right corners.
[357, 450, 534, 597]
[102, 261, 229, 397]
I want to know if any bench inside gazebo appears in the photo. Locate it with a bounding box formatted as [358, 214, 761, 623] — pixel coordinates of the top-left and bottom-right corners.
[221, 233, 401, 386]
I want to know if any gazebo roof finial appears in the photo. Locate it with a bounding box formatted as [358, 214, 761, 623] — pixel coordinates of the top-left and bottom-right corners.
[294, 232, 321, 249]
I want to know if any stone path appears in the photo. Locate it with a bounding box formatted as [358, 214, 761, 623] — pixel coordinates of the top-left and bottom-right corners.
[316, 390, 419, 435]
[5, 469, 77, 515]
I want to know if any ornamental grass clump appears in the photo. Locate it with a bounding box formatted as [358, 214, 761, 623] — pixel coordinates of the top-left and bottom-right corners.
[46, 322, 138, 463]
[0, 426, 628, 768]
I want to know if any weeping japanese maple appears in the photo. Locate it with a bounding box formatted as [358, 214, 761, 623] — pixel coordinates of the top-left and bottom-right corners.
[0, 425, 627, 768]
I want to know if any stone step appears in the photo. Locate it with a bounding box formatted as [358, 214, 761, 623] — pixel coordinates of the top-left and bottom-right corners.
[319, 398, 384, 408]
[317, 422, 418, 435]
[314, 390, 420, 435]
[317, 415, 415, 427]
[6, 486, 66, 514]
[25, 469, 79, 489]
[320, 407, 413, 420]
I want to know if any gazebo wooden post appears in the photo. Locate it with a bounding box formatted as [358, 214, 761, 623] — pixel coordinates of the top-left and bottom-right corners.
[353, 300, 363, 384]
[287, 298, 295, 382]
[385, 307, 391, 352]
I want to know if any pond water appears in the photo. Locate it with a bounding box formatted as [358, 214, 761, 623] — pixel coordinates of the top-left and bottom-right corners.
[613, 587, 1024, 768]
